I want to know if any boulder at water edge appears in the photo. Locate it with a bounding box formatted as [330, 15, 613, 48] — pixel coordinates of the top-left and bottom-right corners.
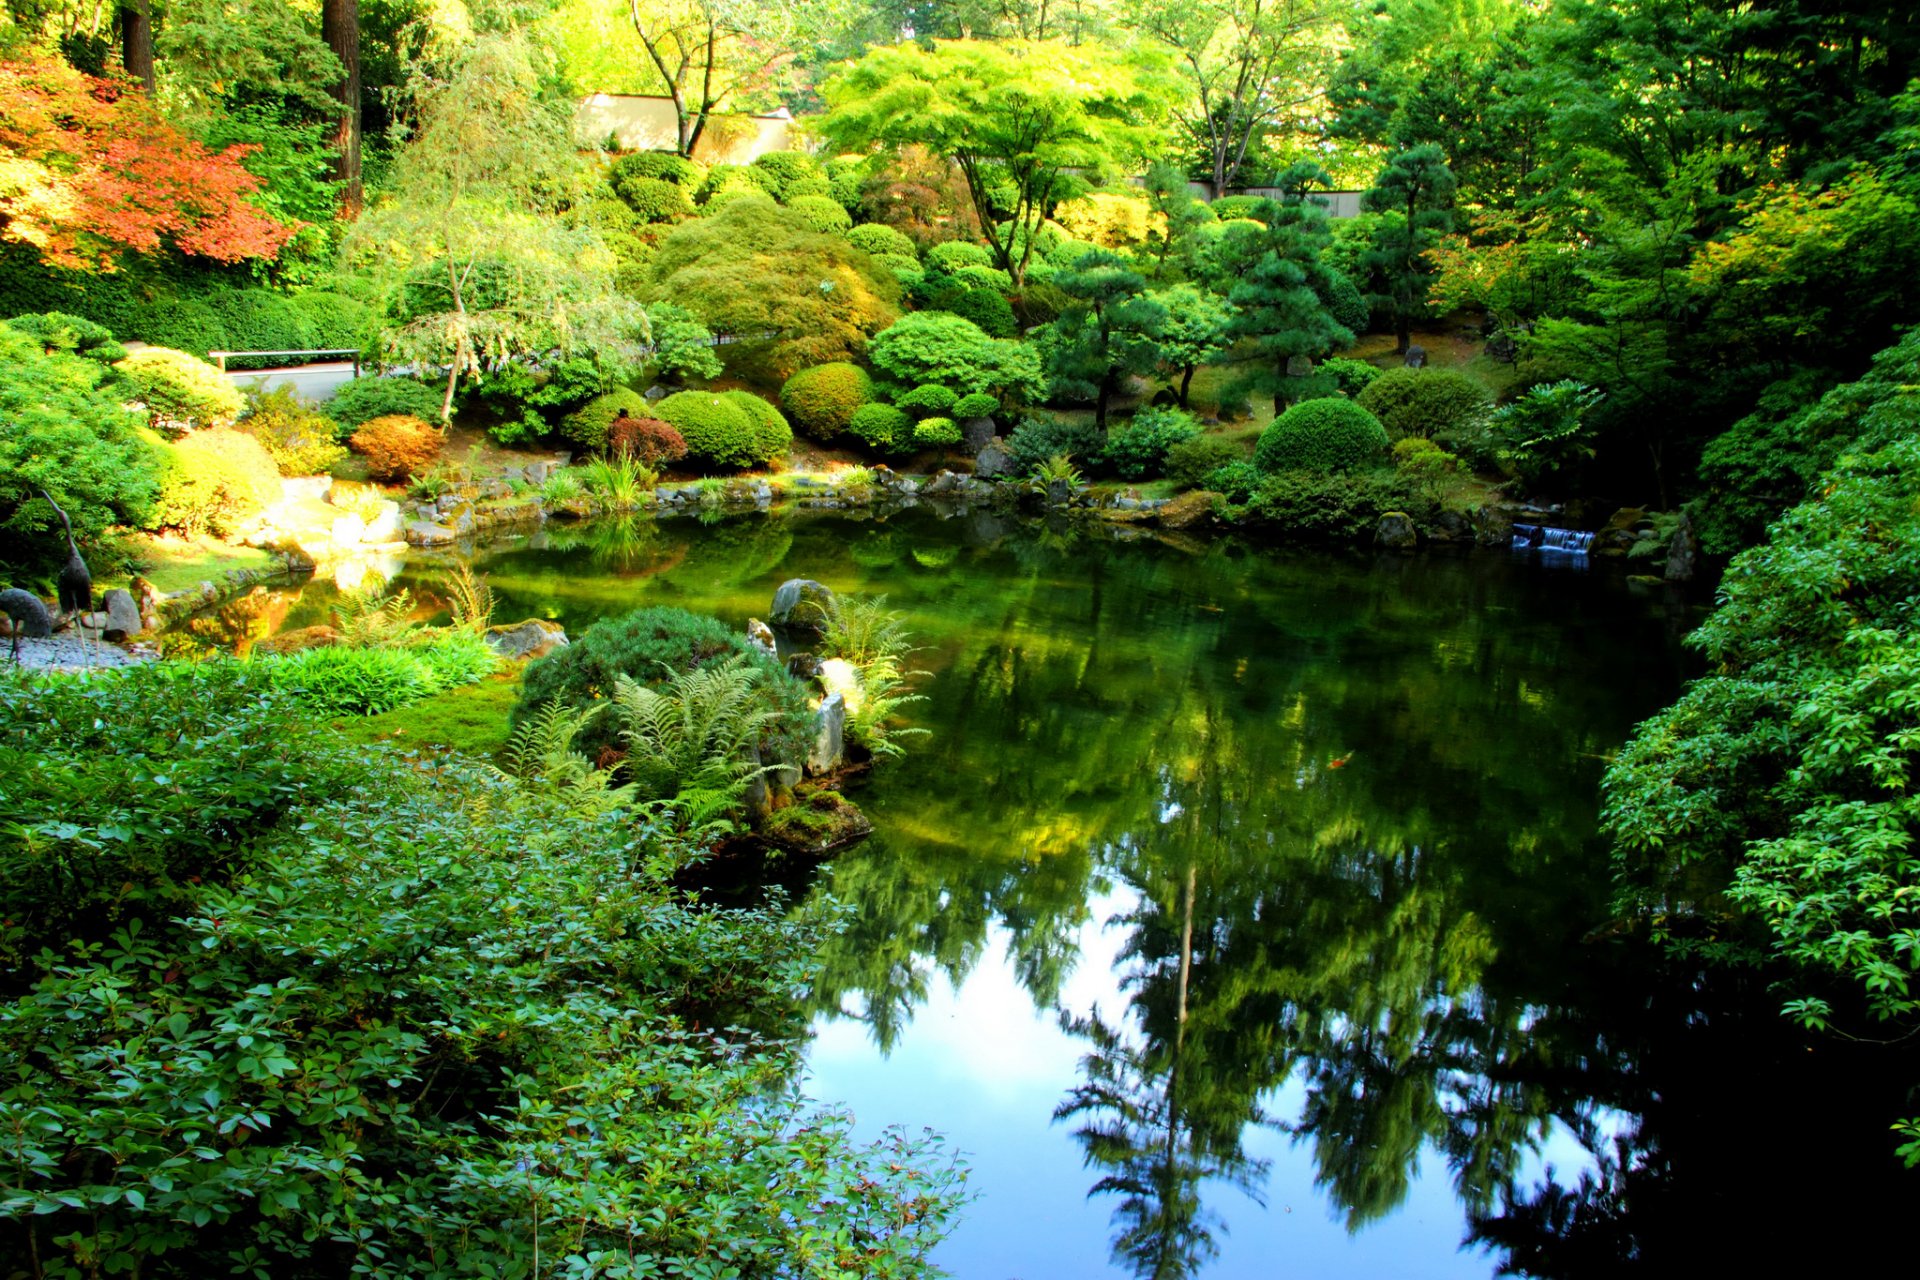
[746, 618, 777, 657]
[770, 578, 838, 634]
[101, 589, 142, 640]
[486, 618, 569, 660]
[1375, 512, 1418, 549]
[808, 691, 848, 776]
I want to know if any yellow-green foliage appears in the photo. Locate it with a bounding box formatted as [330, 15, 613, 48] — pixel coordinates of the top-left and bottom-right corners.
[240, 386, 347, 477]
[1054, 191, 1163, 250]
[116, 347, 245, 433]
[147, 427, 283, 536]
[333, 675, 522, 760]
[779, 362, 875, 442]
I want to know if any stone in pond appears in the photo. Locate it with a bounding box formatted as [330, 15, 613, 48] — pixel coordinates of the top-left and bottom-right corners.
[770, 579, 838, 634]
[808, 691, 847, 776]
[746, 618, 777, 657]
[487, 618, 569, 660]
[406, 519, 456, 547]
[974, 445, 1013, 479]
[101, 589, 142, 640]
[1404, 344, 1427, 368]
[1375, 511, 1418, 549]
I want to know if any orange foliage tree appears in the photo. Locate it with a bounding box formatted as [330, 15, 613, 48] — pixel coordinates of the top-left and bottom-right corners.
[0, 57, 297, 271]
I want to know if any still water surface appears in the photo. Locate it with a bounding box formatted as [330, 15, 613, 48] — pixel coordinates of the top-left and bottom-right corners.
[218, 508, 1919, 1277]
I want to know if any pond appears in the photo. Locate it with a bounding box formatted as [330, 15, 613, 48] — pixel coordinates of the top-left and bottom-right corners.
[201, 507, 1920, 1277]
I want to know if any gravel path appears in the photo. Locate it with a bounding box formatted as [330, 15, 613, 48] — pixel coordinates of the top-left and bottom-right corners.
[3, 635, 158, 672]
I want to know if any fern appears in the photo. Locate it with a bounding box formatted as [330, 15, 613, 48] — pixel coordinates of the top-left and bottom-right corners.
[334, 586, 421, 648]
[610, 659, 781, 829]
[846, 653, 930, 759]
[500, 701, 637, 818]
[819, 595, 916, 668]
[440, 562, 496, 632]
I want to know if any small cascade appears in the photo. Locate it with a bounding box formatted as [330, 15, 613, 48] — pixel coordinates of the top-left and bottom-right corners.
[1511, 523, 1595, 555]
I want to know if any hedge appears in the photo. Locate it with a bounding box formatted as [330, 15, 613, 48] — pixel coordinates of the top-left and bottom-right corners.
[847, 224, 917, 259]
[328, 376, 445, 428]
[1254, 398, 1389, 474]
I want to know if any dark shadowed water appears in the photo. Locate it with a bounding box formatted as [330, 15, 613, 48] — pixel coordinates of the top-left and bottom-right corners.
[207, 507, 1920, 1278]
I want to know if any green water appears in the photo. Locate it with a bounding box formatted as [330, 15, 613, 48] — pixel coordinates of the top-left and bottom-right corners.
[217, 508, 1920, 1277]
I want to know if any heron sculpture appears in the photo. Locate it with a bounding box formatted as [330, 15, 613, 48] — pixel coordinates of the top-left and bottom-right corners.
[41, 491, 92, 618]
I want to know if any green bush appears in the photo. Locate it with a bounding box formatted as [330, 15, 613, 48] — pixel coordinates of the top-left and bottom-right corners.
[654, 391, 765, 469]
[0, 662, 961, 1277]
[1206, 459, 1263, 502]
[896, 384, 959, 418]
[926, 241, 992, 272]
[867, 311, 1043, 399]
[1165, 435, 1242, 489]
[747, 151, 827, 202]
[786, 194, 852, 235]
[697, 164, 761, 206]
[200, 288, 317, 368]
[1392, 435, 1462, 479]
[616, 174, 694, 223]
[289, 291, 377, 352]
[1320, 356, 1382, 397]
[951, 287, 1018, 338]
[779, 362, 874, 442]
[952, 392, 999, 419]
[515, 606, 812, 765]
[1005, 417, 1105, 476]
[1318, 270, 1370, 334]
[1255, 398, 1389, 474]
[240, 386, 348, 476]
[953, 264, 1014, 294]
[1235, 468, 1442, 539]
[0, 324, 159, 574]
[1355, 367, 1493, 441]
[848, 223, 917, 259]
[1210, 195, 1267, 222]
[720, 390, 793, 464]
[877, 253, 923, 286]
[149, 427, 283, 536]
[263, 631, 497, 715]
[327, 375, 445, 428]
[1101, 406, 1201, 481]
[564, 388, 653, 453]
[913, 416, 961, 446]
[116, 347, 245, 433]
[847, 403, 911, 451]
[610, 150, 705, 188]
[6, 310, 125, 363]
[135, 297, 224, 358]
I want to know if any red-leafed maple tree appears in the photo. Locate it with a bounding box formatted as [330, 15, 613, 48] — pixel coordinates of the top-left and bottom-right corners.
[0, 57, 298, 271]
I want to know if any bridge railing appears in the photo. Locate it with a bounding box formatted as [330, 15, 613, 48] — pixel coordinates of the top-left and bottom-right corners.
[208, 348, 363, 374]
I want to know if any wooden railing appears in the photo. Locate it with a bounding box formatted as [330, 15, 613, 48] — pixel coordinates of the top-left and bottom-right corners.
[208, 348, 363, 373]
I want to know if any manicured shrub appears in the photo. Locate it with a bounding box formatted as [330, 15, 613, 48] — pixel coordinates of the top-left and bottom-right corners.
[1101, 406, 1201, 481]
[6, 310, 125, 363]
[201, 288, 317, 366]
[117, 347, 245, 433]
[349, 414, 441, 482]
[1005, 417, 1105, 475]
[779, 362, 874, 442]
[848, 223, 917, 259]
[609, 415, 687, 467]
[327, 375, 445, 428]
[1319, 270, 1369, 334]
[867, 311, 1043, 399]
[1206, 460, 1263, 502]
[1355, 366, 1493, 441]
[847, 403, 911, 451]
[1392, 435, 1462, 479]
[697, 165, 761, 207]
[514, 605, 812, 764]
[289, 291, 376, 352]
[136, 297, 224, 357]
[877, 253, 922, 286]
[951, 287, 1018, 338]
[1320, 356, 1382, 397]
[787, 194, 852, 235]
[913, 416, 961, 446]
[615, 175, 694, 223]
[654, 391, 765, 468]
[610, 150, 705, 188]
[1165, 435, 1242, 489]
[149, 428, 283, 536]
[1055, 191, 1159, 250]
[747, 151, 827, 203]
[952, 392, 999, 419]
[240, 385, 347, 476]
[925, 241, 992, 272]
[1254, 398, 1390, 474]
[1238, 468, 1442, 539]
[720, 390, 793, 463]
[1210, 195, 1268, 222]
[564, 388, 652, 453]
[896, 384, 959, 418]
[953, 264, 1014, 294]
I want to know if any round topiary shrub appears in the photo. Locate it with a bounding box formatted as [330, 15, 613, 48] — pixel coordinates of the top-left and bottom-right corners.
[952, 392, 998, 419]
[608, 415, 687, 467]
[115, 347, 245, 433]
[779, 362, 874, 441]
[653, 391, 775, 468]
[1319, 356, 1381, 397]
[913, 416, 961, 447]
[847, 224, 917, 259]
[148, 427, 283, 536]
[786, 194, 852, 235]
[1355, 367, 1493, 441]
[327, 375, 444, 429]
[609, 150, 704, 188]
[349, 414, 441, 481]
[951, 287, 1017, 338]
[613, 174, 694, 223]
[746, 151, 827, 202]
[847, 403, 910, 452]
[1100, 406, 1200, 481]
[513, 605, 814, 765]
[926, 241, 993, 273]
[1254, 398, 1389, 474]
[720, 390, 793, 464]
[564, 388, 652, 453]
[953, 264, 1014, 294]
[896, 384, 958, 418]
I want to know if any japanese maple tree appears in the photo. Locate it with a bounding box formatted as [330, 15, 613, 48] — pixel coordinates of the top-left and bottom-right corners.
[0, 57, 296, 271]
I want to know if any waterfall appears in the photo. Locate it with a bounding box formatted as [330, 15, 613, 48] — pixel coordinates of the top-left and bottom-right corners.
[1511, 523, 1595, 555]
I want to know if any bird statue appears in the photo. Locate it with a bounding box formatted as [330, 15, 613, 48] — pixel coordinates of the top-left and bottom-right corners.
[41, 490, 92, 619]
[0, 587, 53, 662]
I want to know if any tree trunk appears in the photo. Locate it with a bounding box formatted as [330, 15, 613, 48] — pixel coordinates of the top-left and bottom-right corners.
[1178, 365, 1195, 407]
[322, 0, 362, 217]
[120, 1, 155, 93]
[1095, 376, 1112, 432]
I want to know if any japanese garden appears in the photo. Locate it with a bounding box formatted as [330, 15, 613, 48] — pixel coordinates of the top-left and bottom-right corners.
[2, 1, 1918, 1276]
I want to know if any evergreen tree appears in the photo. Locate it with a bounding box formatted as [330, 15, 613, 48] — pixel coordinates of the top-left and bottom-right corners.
[1047, 250, 1168, 431]
[1227, 180, 1352, 413]
[1360, 144, 1457, 353]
